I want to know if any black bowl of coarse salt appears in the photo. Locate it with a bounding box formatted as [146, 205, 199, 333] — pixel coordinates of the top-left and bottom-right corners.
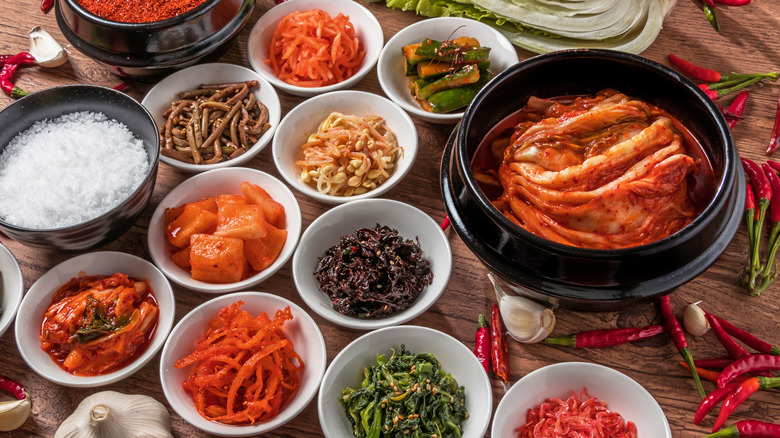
[0, 84, 160, 251]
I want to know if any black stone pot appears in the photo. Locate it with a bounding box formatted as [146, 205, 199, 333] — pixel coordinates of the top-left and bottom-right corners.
[441, 49, 744, 311]
[56, 0, 255, 79]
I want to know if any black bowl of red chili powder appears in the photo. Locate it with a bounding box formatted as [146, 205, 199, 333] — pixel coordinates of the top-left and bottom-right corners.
[441, 49, 744, 311]
[56, 0, 255, 79]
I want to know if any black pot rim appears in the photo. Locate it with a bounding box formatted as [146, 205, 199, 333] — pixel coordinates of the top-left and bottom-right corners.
[0, 84, 160, 234]
[456, 49, 736, 260]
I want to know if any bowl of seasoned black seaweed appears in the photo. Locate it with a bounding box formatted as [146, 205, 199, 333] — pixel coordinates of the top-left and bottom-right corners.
[292, 199, 452, 330]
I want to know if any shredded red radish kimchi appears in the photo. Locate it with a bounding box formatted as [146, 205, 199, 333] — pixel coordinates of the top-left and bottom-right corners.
[516, 388, 637, 437]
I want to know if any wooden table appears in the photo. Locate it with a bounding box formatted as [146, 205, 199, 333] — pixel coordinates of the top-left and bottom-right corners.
[2, 1, 779, 436]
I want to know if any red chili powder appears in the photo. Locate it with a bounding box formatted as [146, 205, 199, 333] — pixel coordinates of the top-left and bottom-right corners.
[77, 0, 208, 23]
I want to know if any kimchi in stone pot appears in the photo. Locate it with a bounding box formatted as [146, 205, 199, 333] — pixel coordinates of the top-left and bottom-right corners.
[441, 49, 744, 311]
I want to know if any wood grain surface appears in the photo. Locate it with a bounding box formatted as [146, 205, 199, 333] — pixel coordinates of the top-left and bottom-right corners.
[1, 1, 779, 437]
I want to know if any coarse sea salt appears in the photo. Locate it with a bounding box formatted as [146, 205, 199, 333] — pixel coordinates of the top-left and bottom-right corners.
[0, 111, 150, 229]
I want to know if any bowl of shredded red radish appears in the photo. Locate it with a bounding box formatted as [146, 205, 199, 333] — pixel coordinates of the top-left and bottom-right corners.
[492, 362, 671, 438]
[0, 85, 159, 251]
[246, 0, 383, 97]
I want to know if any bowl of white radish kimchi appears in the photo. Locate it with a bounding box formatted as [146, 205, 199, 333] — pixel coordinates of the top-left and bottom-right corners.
[441, 49, 743, 310]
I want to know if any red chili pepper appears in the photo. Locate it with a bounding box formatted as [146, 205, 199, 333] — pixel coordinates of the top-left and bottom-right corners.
[742, 158, 772, 293]
[41, 0, 54, 12]
[751, 163, 780, 296]
[0, 54, 36, 69]
[765, 95, 780, 156]
[543, 325, 664, 348]
[717, 354, 780, 388]
[706, 312, 775, 378]
[767, 160, 780, 174]
[660, 295, 706, 398]
[704, 421, 780, 437]
[714, 0, 751, 5]
[0, 375, 26, 400]
[490, 303, 510, 384]
[113, 82, 129, 92]
[669, 54, 722, 82]
[473, 313, 491, 374]
[712, 376, 780, 432]
[440, 216, 450, 231]
[727, 91, 749, 129]
[702, 3, 720, 31]
[704, 311, 780, 356]
[695, 380, 743, 424]
[680, 362, 751, 384]
[694, 356, 736, 370]
[0, 52, 35, 98]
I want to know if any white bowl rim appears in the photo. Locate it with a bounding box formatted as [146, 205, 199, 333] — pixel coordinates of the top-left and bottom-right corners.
[246, 0, 384, 97]
[147, 167, 302, 293]
[159, 291, 327, 436]
[292, 198, 451, 329]
[492, 361, 672, 437]
[377, 16, 520, 124]
[14, 251, 175, 387]
[141, 63, 282, 173]
[0, 243, 24, 339]
[318, 324, 492, 438]
[271, 90, 418, 204]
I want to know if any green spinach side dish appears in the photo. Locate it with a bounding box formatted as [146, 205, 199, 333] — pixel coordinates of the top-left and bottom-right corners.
[340, 345, 469, 438]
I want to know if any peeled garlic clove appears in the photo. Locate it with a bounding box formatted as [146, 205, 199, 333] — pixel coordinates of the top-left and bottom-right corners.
[0, 392, 31, 432]
[683, 301, 710, 336]
[28, 26, 68, 68]
[488, 273, 556, 343]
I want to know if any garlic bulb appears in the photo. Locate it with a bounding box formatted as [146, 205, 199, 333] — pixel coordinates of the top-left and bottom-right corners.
[0, 391, 31, 432]
[683, 301, 710, 336]
[488, 273, 556, 343]
[55, 391, 172, 438]
[28, 26, 68, 68]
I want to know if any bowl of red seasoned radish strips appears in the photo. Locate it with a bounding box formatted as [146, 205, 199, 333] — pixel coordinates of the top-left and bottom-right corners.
[491, 362, 671, 437]
[159, 291, 327, 436]
[247, 0, 383, 97]
[147, 167, 302, 293]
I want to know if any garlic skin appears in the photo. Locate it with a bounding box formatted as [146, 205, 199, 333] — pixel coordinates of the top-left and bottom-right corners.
[55, 391, 172, 438]
[488, 273, 556, 343]
[28, 26, 68, 68]
[683, 301, 710, 336]
[0, 392, 31, 432]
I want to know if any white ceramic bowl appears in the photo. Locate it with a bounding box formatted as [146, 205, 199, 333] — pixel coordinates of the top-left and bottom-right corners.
[272, 90, 417, 204]
[159, 291, 327, 437]
[491, 362, 672, 437]
[0, 244, 23, 339]
[377, 17, 520, 124]
[292, 199, 451, 330]
[246, 0, 383, 97]
[147, 167, 302, 293]
[14, 251, 175, 387]
[319, 325, 492, 438]
[141, 63, 281, 173]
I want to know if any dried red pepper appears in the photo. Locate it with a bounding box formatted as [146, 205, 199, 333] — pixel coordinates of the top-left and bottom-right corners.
[659, 295, 706, 398]
[0, 52, 35, 98]
[765, 95, 780, 156]
[704, 421, 780, 437]
[695, 380, 743, 424]
[543, 325, 664, 348]
[490, 303, 510, 384]
[717, 354, 780, 388]
[473, 313, 490, 374]
[712, 376, 780, 432]
[726, 91, 749, 129]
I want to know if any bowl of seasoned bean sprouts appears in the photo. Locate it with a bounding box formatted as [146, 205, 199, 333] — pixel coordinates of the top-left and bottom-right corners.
[272, 90, 418, 204]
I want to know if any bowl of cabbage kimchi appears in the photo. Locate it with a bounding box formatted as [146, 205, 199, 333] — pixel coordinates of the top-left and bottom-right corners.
[441, 49, 743, 310]
[15, 251, 175, 387]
